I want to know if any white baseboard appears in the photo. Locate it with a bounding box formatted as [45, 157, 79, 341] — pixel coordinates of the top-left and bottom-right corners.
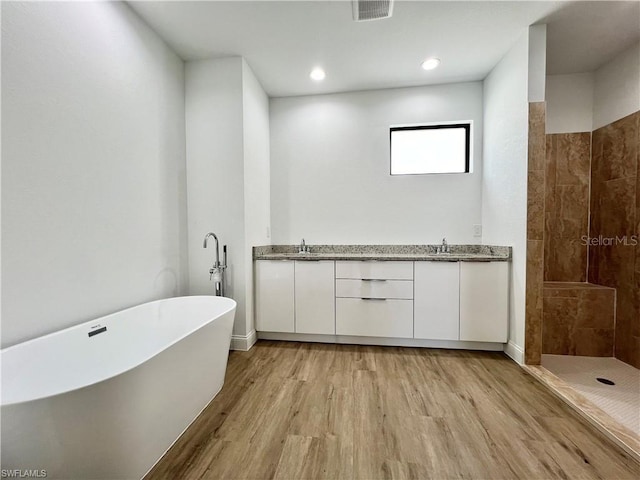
[257, 332, 504, 351]
[504, 340, 524, 364]
[230, 330, 257, 351]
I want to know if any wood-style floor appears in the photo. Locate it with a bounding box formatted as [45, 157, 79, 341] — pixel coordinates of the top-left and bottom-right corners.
[145, 341, 640, 480]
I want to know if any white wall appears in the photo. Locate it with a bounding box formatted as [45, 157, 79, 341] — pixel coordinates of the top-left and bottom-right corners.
[185, 57, 270, 340]
[545, 41, 639, 134]
[528, 24, 547, 103]
[545, 73, 594, 134]
[593, 41, 640, 130]
[269, 82, 483, 245]
[1, 2, 187, 347]
[242, 60, 271, 338]
[481, 30, 530, 361]
[185, 57, 246, 334]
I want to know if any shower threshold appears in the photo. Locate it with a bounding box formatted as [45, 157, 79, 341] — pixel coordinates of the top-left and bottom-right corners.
[523, 355, 640, 463]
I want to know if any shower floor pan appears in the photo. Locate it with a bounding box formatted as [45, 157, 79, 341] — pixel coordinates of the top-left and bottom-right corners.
[542, 354, 639, 436]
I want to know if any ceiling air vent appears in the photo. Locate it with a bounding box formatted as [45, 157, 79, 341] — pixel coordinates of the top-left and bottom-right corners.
[352, 0, 394, 22]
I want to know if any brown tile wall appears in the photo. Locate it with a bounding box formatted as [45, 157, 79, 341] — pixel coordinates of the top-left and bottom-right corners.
[525, 102, 546, 365]
[544, 133, 591, 282]
[542, 283, 615, 356]
[589, 111, 640, 369]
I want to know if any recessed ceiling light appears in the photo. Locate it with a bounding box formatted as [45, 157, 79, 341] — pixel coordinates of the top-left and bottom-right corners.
[421, 58, 441, 71]
[310, 67, 326, 81]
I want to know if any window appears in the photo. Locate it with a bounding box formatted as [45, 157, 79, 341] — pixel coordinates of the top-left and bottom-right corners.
[390, 123, 471, 175]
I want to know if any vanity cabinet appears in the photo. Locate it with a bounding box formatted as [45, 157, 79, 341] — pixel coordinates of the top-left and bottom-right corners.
[414, 261, 460, 340]
[459, 262, 509, 342]
[335, 261, 413, 338]
[255, 260, 295, 333]
[294, 261, 335, 334]
[255, 257, 509, 347]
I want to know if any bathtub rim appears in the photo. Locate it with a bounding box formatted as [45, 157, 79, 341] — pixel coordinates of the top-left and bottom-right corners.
[1, 295, 236, 407]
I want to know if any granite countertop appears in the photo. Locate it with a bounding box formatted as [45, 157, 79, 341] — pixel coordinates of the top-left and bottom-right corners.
[253, 245, 511, 262]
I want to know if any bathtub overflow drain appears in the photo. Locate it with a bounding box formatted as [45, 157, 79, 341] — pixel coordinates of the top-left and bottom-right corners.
[596, 377, 615, 386]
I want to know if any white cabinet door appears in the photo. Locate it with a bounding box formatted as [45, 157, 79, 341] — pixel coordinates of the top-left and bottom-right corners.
[414, 262, 460, 340]
[295, 261, 335, 334]
[255, 260, 295, 333]
[459, 262, 509, 342]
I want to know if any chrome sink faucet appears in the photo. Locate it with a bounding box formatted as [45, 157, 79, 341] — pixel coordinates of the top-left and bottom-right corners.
[299, 238, 311, 254]
[436, 237, 450, 254]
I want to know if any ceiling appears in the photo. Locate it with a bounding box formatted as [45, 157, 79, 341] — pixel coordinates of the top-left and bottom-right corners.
[129, 1, 640, 97]
[545, 1, 640, 75]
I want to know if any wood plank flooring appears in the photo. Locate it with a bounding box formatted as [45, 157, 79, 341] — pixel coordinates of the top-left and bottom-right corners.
[145, 341, 640, 480]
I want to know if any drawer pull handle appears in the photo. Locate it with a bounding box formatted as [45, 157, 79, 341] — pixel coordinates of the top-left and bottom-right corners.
[361, 297, 387, 301]
[362, 279, 387, 282]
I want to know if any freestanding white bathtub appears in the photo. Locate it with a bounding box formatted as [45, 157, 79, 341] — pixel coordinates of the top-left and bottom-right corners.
[1, 295, 236, 480]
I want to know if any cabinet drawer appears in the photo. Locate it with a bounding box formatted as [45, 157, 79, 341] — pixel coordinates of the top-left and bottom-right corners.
[336, 298, 413, 338]
[335, 279, 413, 299]
[335, 261, 413, 280]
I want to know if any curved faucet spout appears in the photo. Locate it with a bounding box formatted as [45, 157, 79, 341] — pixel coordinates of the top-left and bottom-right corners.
[203, 232, 220, 267]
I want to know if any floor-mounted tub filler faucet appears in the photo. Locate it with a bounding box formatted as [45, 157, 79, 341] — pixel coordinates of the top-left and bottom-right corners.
[203, 232, 227, 296]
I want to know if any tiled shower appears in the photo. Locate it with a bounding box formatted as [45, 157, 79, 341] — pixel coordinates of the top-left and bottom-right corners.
[540, 110, 640, 439]
[541, 111, 639, 367]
